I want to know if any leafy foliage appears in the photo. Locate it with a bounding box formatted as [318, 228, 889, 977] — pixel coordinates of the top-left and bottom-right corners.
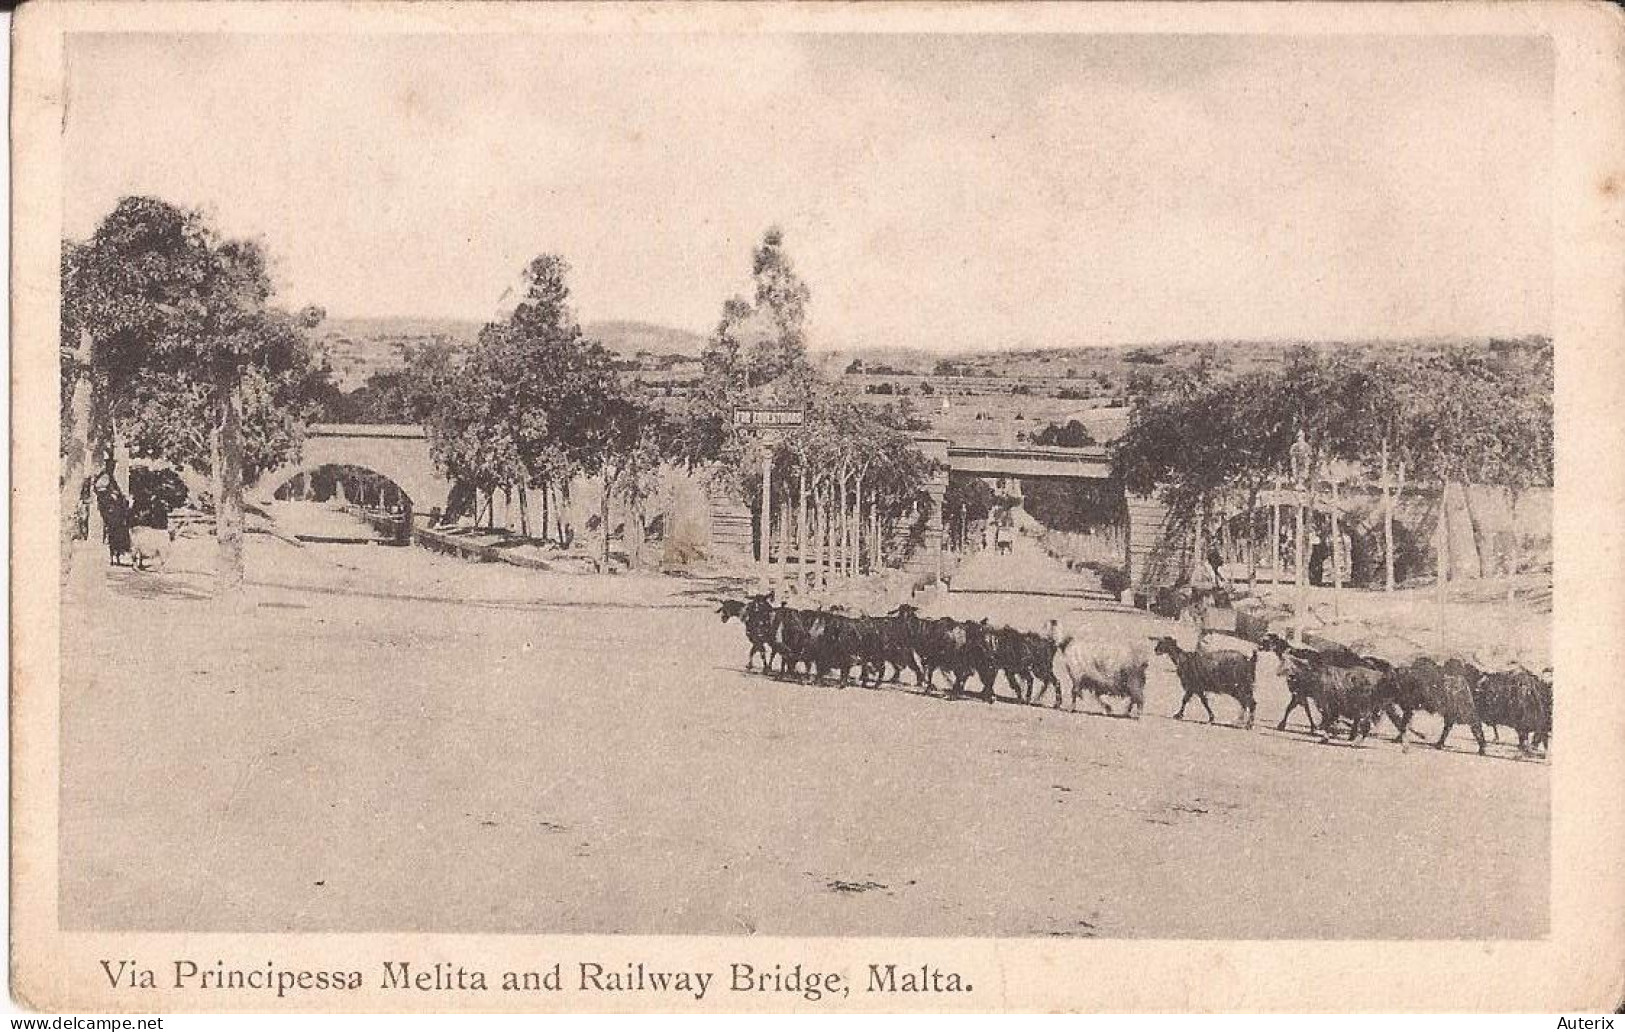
[1112, 343, 1554, 509]
[1030, 419, 1098, 447]
[411, 254, 663, 536]
[64, 198, 327, 470]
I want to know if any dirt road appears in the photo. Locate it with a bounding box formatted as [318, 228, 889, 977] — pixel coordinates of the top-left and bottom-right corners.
[59, 536, 1548, 937]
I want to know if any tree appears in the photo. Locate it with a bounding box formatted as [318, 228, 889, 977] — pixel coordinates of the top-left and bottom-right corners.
[944, 475, 997, 549]
[416, 255, 641, 553]
[678, 229, 936, 578]
[1484, 342, 1554, 604]
[748, 226, 810, 386]
[62, 197, 325, 588]
[1398, 345, 1553, 641]
[596, 400, 669, 569]
[1031, 419, 1098, 447]
[1112, 341, 1552, 643]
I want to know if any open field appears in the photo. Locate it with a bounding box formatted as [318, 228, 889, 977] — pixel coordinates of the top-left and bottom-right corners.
[60, 534, 1549, 938]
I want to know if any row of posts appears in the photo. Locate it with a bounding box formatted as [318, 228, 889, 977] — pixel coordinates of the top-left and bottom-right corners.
[742, 412, 947, 591]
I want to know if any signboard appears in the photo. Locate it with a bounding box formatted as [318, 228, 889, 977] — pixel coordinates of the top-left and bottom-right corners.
[733, 408, 805, 428]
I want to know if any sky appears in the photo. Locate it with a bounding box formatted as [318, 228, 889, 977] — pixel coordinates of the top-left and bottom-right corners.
[63, 32, 1553, 351]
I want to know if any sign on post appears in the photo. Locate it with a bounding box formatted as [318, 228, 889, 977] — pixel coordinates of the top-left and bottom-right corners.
[733, 409, 805, 429]
[734, 409, 805, 586]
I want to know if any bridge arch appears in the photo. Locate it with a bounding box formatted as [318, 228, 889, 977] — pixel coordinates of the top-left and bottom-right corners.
[258, 462, 420, 508]
[248, 424, 451, 513]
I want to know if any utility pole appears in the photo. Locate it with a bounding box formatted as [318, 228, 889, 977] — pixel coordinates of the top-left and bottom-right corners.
[1290, 430, 1313, 643]
[760, 446, 773, 589]
[733, 407, 804, 591]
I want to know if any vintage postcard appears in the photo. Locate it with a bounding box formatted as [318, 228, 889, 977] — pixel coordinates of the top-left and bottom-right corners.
[10, 0, 1625, 1014]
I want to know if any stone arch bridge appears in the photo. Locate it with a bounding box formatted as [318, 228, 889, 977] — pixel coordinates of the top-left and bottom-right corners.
[252, 424, 1178, 585]
[251, 424, 452, 512]
[255, 425, 1121, 506]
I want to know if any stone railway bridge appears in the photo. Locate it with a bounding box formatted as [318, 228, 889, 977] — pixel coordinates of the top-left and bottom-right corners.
[250, 423, 1177, 590]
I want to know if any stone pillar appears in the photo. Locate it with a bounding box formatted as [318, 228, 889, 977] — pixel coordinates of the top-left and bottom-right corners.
[909, 438, 950, 577]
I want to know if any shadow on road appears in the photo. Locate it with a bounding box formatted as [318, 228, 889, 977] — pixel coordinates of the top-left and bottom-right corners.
[245, 578, 715, 614]
[715, 660, 1550, 764]
[103, 569, 215, 603]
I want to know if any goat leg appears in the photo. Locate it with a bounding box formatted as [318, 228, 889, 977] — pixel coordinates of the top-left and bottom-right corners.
[1435, 719, 1454, 750]
[1391, 707, 1414, 744]
[1275, 696, 1299, 732]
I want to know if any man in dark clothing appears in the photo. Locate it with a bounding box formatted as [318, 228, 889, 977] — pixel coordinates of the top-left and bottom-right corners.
[91, 459, 132, 565]
[1309, 538, 1331, 587]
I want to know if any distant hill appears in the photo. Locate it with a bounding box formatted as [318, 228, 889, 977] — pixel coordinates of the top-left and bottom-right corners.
[312, 315, 1545, 396]
[583, 320, 707, 360]
[319, 316, 483, 345]
[828, 335, 1550, 381]
[316, 316, 706, 359]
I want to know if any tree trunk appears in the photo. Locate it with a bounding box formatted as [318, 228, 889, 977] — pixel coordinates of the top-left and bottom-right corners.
[630, 499, 645, 569]
[845, 481, 855, 577]
[1193, 495, 1207, 585]
[1435, 490, 1449, 649]
[540, 480, 551, 544]
[518, 484, 529, 538]
[1247, 486, 1260, 591]
[60, 329, 97, 584]
[1381, 439, 1396, 593]
[778, 493, 791, 580]
[1443, 480, 1483, 580]
[821, 488, 833, 588]
[1270, 481, 1281, 582]
[759, 451, 772, 584]
[834, 470, 847, 578]
[1505, 486, 1521, 608]
[798, 465, 809, 589]
[557, 482, 569, 545]
[1461, 482, 1485, 580]
[778, 488, 790, 572]
[1330, 477, 1342, 617]
[871, 495, 881, 572]
[849, 474, 863, 577]
[1294, 488, 1308, 642]
[601, 479, 613, 572]
[816, 490, 828, 588]
[215, 379, 246, 591]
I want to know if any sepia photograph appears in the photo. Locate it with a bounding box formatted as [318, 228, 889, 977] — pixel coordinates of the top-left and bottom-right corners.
[11, 0, 1625, 1014]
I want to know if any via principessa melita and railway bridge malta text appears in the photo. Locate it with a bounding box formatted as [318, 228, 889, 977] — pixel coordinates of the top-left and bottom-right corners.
[102, 959, 975, 1002]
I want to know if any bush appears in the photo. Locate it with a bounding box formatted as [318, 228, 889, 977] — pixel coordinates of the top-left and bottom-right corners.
[128, 464, 190, 527]
[1350, 520, 1431, 585]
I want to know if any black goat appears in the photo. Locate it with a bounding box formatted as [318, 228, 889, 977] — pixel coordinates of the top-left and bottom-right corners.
[717, 593, 777, 672]
[1153, 636, 1258, 729]
[1386, 657, 1486, 754]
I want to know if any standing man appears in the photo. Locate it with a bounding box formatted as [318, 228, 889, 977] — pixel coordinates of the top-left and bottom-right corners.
[91, 457, 131, 566]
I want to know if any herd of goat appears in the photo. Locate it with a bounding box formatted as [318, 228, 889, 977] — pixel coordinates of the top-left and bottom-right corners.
[715, 593, 1553, 759]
